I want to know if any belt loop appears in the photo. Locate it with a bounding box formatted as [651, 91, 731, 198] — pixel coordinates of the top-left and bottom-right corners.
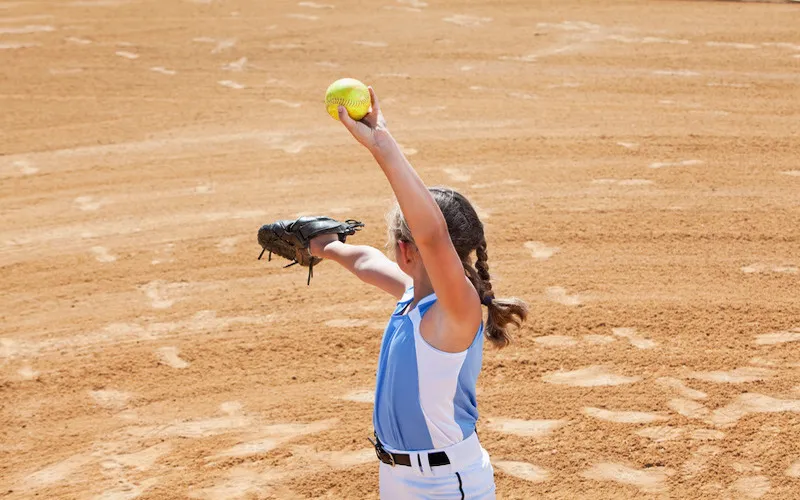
[419, 452, 433, 476]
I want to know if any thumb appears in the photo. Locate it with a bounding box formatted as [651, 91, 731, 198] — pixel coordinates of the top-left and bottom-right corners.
[337, 105, 357, 130]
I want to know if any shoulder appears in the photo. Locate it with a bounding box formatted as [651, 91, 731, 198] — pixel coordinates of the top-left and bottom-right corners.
[420, 300, 482, 353]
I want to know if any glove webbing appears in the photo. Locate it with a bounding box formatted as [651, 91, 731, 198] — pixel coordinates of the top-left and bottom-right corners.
[257, 248, 315, 285]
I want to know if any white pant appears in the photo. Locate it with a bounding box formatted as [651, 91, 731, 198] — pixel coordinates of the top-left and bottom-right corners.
[379, 433, 496, 499]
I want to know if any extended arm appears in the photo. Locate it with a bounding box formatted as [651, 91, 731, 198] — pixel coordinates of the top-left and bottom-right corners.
[310, 233, 410, 299]
[335, 90, 482, 340]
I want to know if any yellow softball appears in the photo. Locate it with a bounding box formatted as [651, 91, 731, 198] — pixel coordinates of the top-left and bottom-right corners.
[325, 78, 371, 121]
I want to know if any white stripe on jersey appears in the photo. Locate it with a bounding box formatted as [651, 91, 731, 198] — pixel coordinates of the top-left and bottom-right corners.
[410, 299, 469, 449]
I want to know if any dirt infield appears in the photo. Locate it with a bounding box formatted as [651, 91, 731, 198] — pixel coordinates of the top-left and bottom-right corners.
[2, 0, 799, 498]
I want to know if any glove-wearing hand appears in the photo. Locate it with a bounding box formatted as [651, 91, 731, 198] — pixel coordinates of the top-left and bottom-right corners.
[257, 216, 364, 285]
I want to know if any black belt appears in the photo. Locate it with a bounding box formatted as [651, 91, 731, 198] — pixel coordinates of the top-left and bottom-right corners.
[369, 435, 450, 468]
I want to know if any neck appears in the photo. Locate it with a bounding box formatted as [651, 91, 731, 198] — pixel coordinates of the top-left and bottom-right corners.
[412, 272, 434, 304]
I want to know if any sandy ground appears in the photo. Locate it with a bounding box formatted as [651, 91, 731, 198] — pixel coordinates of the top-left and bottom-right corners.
[2, 0, 800, 498]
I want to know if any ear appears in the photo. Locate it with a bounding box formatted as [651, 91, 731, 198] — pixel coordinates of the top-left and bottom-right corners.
[398, 241, 416, 264]
[397, 240, 409, 264]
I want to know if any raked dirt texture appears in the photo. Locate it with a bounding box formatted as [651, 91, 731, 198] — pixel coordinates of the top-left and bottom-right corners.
[1, 0, 800, 498]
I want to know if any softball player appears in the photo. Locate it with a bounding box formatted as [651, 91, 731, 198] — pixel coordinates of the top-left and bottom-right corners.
[309, 87, 528, 499]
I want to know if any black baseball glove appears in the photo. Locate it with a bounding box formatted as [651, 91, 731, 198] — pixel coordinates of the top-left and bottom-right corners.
[257, 216, 365, 285]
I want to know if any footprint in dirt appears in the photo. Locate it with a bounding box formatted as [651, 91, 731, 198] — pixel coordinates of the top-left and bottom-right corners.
[115, 50, 138, 59]
[729, 476, 771, 499]
[648, 159, 703, 169]
[188, 466, 289, 500]
[325, 319, 370, 328]
[17, 365, 39, 380]
[352, 40, 388, 47]
[741, 263, 798, 274]
[93, 442, 170, 499]
[582, 334, 616, 345]
[442, 14, 492, 27]
[668, 398, 711, 420]
[138, 280, 186, 309]
[16, 454, 94, 493]
[205, 419, 337, 462]
[218, 80, 245, 90]
[583, 407, 668, 424]
[216, 237, 238, 254]
[289, 445, 374, 468]
[524, 241, 559, 261]
[656, 377, 707, 400]
[89, 389, 133, 410]
[443, 167, 471, 182]
[544, 286, 586, 307]
[542, 365, 640, 387]
[533, 335, 578, 347]
[754, 328, 800, 345]
[156, 346, 189, 369]
[690, 429, 725, 441]
[91, 246, 117, 263]
[485, 417, 567, 438]
[688, 367, 775, 384]
[298, 2, 335, 9]
[151, 243, 175, 265]
[494, 461, 549, 483]
[74, 195, 103, 211]
[682, 445, 721, 478]
[787, 460, 800, 478]
[150, 66, 176, 75]
[611, 327, 657, 349]
[338, 389, 374, 403]
[581, 462, 673, 493]
[708, 393, 800, 427]
[12, 159, 39, 175]
[635, 426, 684, 442]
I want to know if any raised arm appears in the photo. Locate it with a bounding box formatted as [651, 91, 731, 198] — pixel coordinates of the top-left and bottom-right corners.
[336, 89, 482, 344]
[310, 233, 410, 299]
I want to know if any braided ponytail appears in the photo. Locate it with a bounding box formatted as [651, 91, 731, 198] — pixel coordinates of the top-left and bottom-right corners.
[474, 239, 528, 348]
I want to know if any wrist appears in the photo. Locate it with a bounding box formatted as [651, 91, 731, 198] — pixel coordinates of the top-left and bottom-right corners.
[309, 234, 339, 258]
[368, 129, 397, 157]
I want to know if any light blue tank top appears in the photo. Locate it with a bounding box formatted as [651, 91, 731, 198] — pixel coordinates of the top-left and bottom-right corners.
[373, 288, 484, 451]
